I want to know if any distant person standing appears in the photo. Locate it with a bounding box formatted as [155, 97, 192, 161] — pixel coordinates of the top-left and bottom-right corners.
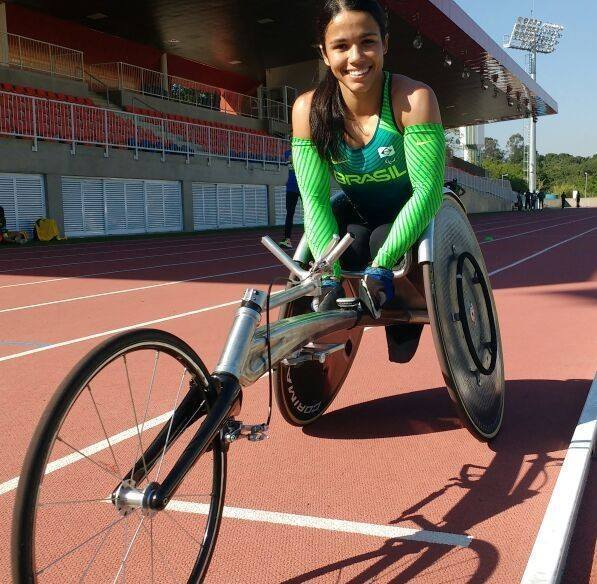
[516, 192, 523, 211]
[538, 190, 545, 210]
[525, 191, 531, 210]
[561, 192, 566, 208]
[576, 191, 581, 208]
[531, 191, 537, 210]
[279, 147, 300, 249]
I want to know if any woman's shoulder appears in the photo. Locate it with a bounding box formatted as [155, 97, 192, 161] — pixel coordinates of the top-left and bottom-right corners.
[292, 89, 316, 139]
[390, 74, 441, 126]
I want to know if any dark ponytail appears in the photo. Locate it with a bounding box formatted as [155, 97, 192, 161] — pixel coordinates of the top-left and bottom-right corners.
[310, 0, 388, 161]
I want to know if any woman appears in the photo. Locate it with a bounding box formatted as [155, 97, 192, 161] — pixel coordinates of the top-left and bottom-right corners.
[292, 0, 445, 315]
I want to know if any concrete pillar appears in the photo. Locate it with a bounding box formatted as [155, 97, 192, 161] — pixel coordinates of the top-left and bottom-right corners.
[181, 179, 194, 232]
[45, 174, 65, 235]
[161, 53, 169, 94]
[267, 184, 277, 227]
[0, 3, 9, 67]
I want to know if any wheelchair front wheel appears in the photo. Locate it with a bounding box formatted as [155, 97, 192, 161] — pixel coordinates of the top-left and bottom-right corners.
[12, 329, 226, 583]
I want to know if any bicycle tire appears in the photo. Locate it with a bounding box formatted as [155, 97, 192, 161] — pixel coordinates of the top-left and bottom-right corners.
[12, 328, 226, 584]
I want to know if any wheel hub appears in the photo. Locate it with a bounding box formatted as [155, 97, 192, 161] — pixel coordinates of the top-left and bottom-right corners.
[112, 479, 156, 517]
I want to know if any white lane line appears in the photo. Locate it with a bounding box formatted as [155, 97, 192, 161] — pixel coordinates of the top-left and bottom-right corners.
[0, 242, 264, 273]
[479, 216, 596, 245]
[0, 251, 272, 290]
[2, 227, 595, 363]
[0, 233, 262, 264]
[0, 400, 470, 548]
[0, 263, 283, 363]
[0, 411, 174, 497]
[166, 500, 472, 548]
[475, 214, 593, 234]
[521, 373, 597, 584]
[488, 226, 597, 277]
[0, 262, 279, 315]
[0, 228, 278, 259]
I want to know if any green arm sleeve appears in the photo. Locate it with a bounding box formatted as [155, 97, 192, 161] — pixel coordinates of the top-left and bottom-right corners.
[373, 123, 445, 269]
[291, 137, 341, 277]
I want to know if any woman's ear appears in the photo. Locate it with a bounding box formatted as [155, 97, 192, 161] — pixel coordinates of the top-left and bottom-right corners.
[320, 45, 331, 67]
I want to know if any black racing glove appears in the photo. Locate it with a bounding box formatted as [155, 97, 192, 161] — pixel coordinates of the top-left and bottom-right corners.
[359, 266, 395, 318]
[312, 277, 344, 312]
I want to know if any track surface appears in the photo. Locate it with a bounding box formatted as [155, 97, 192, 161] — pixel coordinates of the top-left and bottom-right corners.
[1, 208, 596, 583]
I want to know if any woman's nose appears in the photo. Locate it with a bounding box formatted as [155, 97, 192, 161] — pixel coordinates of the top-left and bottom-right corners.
[348, 44, 365, 63]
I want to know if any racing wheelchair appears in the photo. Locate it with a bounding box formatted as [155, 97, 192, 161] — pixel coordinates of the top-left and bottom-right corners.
[12, 191, 504, 583]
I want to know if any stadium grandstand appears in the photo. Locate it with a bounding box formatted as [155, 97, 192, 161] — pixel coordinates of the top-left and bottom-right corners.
[0, 0, 557, 239]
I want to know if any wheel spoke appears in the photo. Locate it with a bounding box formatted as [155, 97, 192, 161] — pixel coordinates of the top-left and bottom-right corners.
[38, 496, 111, 507]
[139, 521, 179, 584]
[86, 384, 124, 478]
[133, 350, 160, 483]
[56, 435, 123, 481]
[150, 517, 155, 584]
[78, 517, 119, 583]
[113, 515, 145, 584]
[155, 367, 188, 482]
[36, 516, 127, 576]
[170, 492, 212, 499]
[163, 509, 201, 545]
[122, 355, 149, 482]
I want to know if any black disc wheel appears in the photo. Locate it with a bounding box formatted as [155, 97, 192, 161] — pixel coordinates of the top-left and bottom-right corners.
[274, 278, 363, 426]
[424, 196, 505, 441]
[12, 329, 226, 584]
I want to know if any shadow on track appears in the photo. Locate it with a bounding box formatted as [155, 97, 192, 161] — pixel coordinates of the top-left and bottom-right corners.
[287, 378, 590, 583]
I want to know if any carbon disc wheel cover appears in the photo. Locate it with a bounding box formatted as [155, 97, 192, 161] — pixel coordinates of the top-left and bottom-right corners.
[274, 280, 363, 426]
[424, 197, 505, 439]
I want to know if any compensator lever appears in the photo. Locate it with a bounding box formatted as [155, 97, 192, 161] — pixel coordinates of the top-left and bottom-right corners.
[281, 342, 346, 366]
[222, 420, 269, 443]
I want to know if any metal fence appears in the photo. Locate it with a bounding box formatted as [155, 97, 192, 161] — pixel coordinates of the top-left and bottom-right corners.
[0, 33, 84, 81]
[0, 91, 289, 166]
[445, 166, 517, 204]
[87, 62, 289, 122]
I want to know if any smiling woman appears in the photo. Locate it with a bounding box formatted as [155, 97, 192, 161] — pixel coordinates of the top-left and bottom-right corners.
[291, 0, 445, 317]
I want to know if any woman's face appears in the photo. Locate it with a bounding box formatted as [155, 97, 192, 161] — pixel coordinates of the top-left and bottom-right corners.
[321, 9, 387, 94]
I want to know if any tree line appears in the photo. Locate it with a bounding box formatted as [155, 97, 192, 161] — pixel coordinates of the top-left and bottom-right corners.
[480, 134, 595, 196]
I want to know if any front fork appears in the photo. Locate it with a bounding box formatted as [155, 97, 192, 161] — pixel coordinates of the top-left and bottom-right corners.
[118, 288, 268, 510]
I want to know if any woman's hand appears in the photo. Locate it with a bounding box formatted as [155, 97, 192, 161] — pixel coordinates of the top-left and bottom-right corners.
[359, 266, 395, 318]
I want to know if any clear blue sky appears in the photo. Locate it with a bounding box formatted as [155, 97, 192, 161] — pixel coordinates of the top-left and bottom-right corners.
[453, 0, 597, 157]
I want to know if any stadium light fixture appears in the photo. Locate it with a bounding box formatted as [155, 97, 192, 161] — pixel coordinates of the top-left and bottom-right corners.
[443, 52, 452, 67]
[504, 17, 563, 54]
[504, 15, 564, 193]
[462, 67, 471, 79]
[413, 33, 424, 50]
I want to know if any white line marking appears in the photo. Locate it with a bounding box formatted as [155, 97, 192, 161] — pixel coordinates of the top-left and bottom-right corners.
[488, 226, 597, 277]
[0, 242, 264, 273]
[521, 373, 597, 584]
[480, 216, 596, 245]
[0, 411, 173, 496]
[2, 228, 594, 363]
[0, 251, 271, 290]
[166, 500, 472, 548]
[0, 397, 470, 549]
[475, 214, 590, 234]
[0, 263, 285, 363]
[0, 233, 262, 264]
[0, 263, 279, 315]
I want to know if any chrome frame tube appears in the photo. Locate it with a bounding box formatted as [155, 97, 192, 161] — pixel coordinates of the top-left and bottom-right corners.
[239, 309, 359, 386]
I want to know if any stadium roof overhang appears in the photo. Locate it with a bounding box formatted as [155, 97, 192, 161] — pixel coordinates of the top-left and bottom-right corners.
[11, 0, 558, 128]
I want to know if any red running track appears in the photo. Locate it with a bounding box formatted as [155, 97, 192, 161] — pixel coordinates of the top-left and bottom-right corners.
[0, 208, 595, 583]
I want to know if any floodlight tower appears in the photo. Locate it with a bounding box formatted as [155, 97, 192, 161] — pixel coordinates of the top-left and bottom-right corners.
[504, 17, 563, 192]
